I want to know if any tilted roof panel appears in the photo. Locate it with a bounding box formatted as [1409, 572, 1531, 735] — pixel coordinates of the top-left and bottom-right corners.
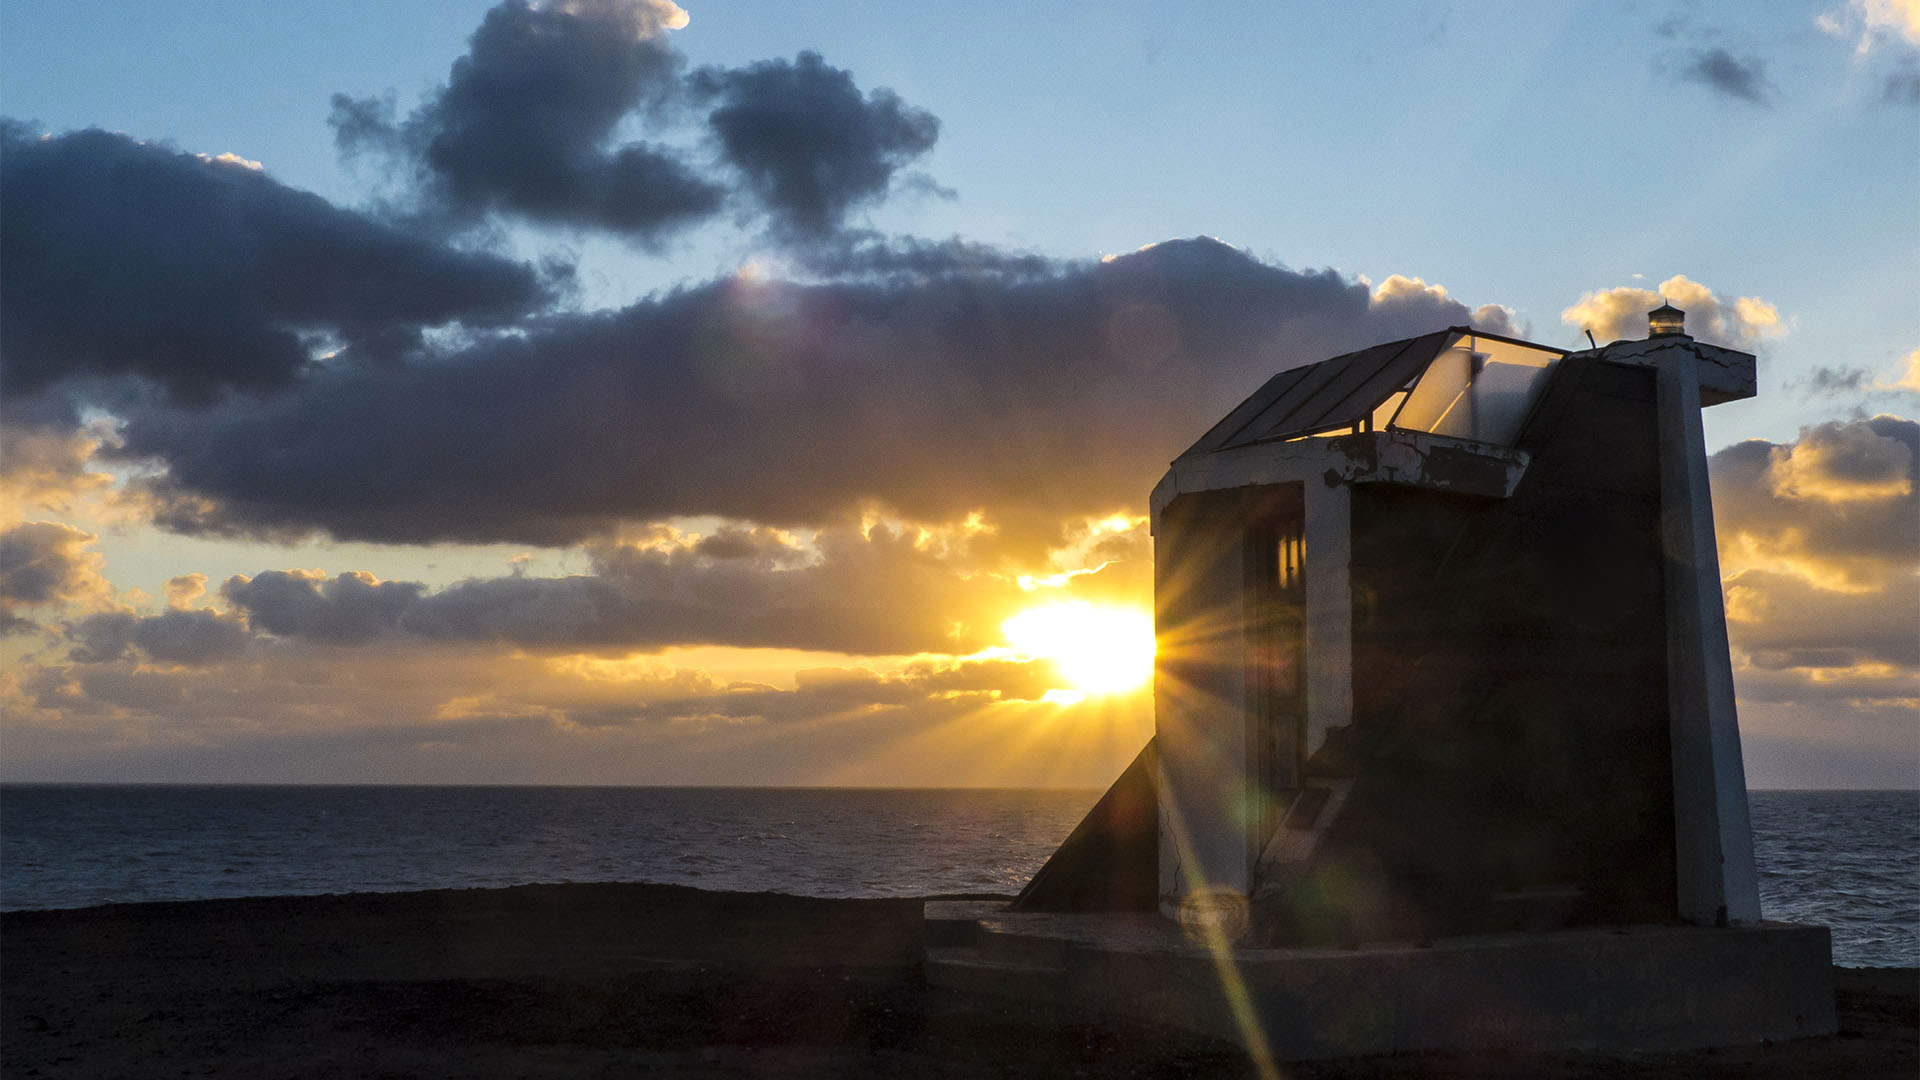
[1180, 329, 1454, 458]
[1245, 332, 1445, 441]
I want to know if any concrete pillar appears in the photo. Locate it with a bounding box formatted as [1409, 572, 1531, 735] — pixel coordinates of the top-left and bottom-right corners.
[1655, 345, 1762, 926]
[1303, 481, 1353, 759]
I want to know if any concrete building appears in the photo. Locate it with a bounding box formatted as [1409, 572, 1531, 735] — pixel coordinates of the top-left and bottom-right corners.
[929, 306, 1833, 1059]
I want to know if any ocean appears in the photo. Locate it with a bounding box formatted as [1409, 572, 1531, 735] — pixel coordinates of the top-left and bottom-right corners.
[2, 785, 1912, 967]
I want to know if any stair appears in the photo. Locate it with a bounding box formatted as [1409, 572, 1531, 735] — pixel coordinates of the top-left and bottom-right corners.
[922, 900, 1076, 1001]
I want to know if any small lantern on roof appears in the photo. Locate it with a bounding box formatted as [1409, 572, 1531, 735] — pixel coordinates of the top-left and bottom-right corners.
[1648, 300, 1686, 338]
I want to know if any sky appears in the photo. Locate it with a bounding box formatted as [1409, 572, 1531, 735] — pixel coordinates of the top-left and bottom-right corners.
[2, 0, 1915, 789]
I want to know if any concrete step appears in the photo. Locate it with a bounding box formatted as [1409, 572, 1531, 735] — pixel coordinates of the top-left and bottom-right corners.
[977, 927, 1072, 969]
[923, 899, 1005, 947]
[924, 945, 1067, 1002]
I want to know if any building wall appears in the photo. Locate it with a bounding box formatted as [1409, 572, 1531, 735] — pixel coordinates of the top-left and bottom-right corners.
[1262, 355, 1680, 943]
[1154, 488, 1260, 908]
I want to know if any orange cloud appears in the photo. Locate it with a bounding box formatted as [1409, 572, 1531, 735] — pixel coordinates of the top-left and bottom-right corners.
[1766, 421, 1914, 503]
[1561, 275, 1783, 349]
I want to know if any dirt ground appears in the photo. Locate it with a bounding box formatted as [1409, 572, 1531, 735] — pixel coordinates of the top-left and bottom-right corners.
[3, 883, 1913, 1078]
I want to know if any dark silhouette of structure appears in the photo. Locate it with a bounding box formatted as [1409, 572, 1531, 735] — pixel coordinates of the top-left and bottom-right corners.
[933, 305, 1833, 1060]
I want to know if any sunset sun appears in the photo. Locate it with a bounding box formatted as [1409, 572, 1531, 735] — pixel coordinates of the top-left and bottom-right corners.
[1001, 601, 1156, 700]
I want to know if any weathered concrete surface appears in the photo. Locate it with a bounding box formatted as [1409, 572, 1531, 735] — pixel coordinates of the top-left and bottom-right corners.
[1260, 354, 1683, 945]
[926, 902, 1837, 1061]
[1570, 335, 1757, 404]
[1654, 342, 1762, 927]
[1074, 924, 1834, 1059]
[1013, 739, 1158, 912]
[1150, 429, 1530, 520]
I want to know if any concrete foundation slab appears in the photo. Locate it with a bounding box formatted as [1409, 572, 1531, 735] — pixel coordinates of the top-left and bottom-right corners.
[925, 903, 1836, 1061]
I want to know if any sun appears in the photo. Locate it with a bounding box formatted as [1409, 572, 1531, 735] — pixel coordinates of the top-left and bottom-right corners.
[1001, 601, 1156, 698]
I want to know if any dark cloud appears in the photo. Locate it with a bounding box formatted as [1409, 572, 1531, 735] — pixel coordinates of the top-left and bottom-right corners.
[217, 521, 1030, 656]
[792, 232, 1061, 281]
[331, 0, 723, 237]
[1800, 366, 1872, 396]
[0, 522, 106, 634]
[1669, 47, 1776, 106]
[333, 3, 939, 243]
[66, 608, 251, 666]
[0, 122, 552, 404]
[113, 238, 1484, 547]
[690, 51, 941, 238]
[1885, 58, 1920, 105]
[220, 570, 425, 645]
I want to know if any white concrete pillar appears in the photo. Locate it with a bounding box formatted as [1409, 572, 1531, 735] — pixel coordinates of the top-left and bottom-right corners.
[1655, 345, 1762, 926]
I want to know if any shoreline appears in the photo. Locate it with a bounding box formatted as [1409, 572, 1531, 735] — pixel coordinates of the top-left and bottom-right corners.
[4, 882, 1914, 1078]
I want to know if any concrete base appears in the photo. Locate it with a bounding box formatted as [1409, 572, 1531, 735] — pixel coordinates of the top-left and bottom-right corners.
[925, 901, 1835, 1061]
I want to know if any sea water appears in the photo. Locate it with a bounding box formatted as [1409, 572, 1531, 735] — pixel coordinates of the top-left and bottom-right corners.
[2, 785, 1913, 967]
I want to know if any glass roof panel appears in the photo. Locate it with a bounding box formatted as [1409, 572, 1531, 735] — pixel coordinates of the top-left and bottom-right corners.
[1389, 335, 1561, 445]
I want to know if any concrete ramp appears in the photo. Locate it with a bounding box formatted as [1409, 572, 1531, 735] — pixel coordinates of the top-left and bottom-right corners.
[1012, 738, 1158, 911]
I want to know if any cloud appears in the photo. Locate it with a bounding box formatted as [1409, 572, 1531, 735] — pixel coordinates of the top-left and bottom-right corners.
[106, 238, 1498, 548]
[1668, 47, 1777, 105]
[28, 505, 1150, 682]
[0, 122, 553, 404]
[1800, 366, 1873, 396]
[332, 0, 723, 239]
[791, 232, 1060, 281]
[0, 522, 112, 633]
[689, 51, 941, 238]
[1818, 0, 1920, 53]
[1795, 349, 1920, 399]
[1887, 57, 1920, 103]
[2, 622, 1149, 785]
[1710, 416, 1919, 717]
[1561, 274, 1783, 349]
[0, 423, 118, 528]
[219, 569, 426, 645]
[1713, 415, 1918, 591]
[1765, 419, 1915, 503]
[332, 2, 940, 243]
[1900, 349, 1920, 390]
[1724, 570, 1917, 677]
[163, 573, 210, 609]
[1368, 275, 1520, 336]
[209, 516, 1059, 656]
[574, 653, 1067, 728]
[65, 608, 252, 666]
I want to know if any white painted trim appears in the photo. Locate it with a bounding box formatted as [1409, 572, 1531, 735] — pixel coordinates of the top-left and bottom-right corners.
[1151, 430, 1529, 523]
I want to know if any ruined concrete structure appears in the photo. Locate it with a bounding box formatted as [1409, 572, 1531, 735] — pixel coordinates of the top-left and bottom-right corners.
[1018, 311, 1765, 936]
[933, 306, 1833, 1060]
